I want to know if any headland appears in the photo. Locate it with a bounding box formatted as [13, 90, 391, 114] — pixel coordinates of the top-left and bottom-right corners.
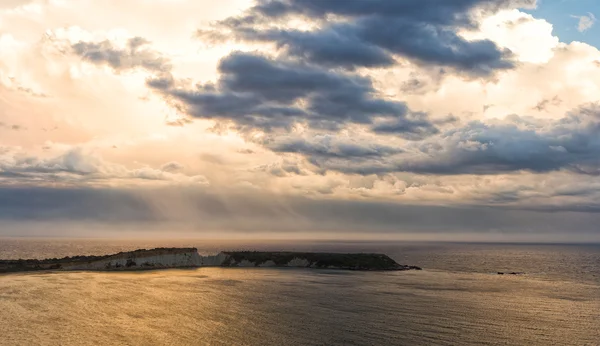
[0, 247, 421, 273]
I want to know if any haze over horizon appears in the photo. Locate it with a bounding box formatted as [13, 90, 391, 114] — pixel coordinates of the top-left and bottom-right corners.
[1, 0, 600, 242]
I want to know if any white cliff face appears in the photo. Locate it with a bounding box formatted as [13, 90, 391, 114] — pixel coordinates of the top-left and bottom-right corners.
[62, 251, 233, 271]
[258, 260, 276, 267]
[286, 258, 311, 267]
[63, 251, 203, 270]
[58, 249, 322, 271]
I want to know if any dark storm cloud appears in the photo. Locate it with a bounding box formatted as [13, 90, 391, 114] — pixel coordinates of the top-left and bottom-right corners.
[372, 115, 440, 140]
[249, 0, 534, 22]
[202, 0, 535, 74]
[225, 27, 396, 69]
[149, 51, 433, 135]
[72, 37, 171, 73]
[352, 17, 513, 75]
[397, 105, 600, 175]
[396, 123, 571, 175]
[265, 136, 403, 159]
[269, 104, 600, 177]
[70, 35, 435, 136]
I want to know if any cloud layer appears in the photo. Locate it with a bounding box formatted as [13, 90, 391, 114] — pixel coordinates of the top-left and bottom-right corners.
[202, 0, 537, 75]
[1, 0, 600, 239]
[147, 51, 435, 137]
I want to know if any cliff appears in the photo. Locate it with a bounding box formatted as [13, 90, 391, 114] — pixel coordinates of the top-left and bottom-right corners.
[0, 247, 202, 272]
[62, 247, 203, 270]
[0, 248, 421, 273]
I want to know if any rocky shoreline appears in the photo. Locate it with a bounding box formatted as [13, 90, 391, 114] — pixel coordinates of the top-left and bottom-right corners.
[0, 248, 422, 273]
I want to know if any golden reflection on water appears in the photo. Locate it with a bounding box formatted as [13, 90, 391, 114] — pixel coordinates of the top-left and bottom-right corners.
[1, 268, 599, 345]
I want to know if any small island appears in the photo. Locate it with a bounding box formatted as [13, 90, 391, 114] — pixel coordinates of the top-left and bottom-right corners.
[0, 248, 421, 273]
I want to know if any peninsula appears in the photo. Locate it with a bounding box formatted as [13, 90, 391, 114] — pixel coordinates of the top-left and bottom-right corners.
[0, 248, 421, 273]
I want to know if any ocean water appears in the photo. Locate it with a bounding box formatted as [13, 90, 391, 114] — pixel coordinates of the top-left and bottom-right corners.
[0, 239, 599, 345]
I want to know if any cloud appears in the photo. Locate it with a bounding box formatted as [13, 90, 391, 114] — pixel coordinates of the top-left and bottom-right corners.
[6, 0, 600, 239]
[72, 37, 172, 73]
[0, 147, 208, 186]
[253, 159, 306, 177]
[160, 161, 184, 172]
[264, 103, 600, 176]
[533, 96, 562, 112]
[0, 0, 33, 9]
[0, 122, 24, 131]
[571, 13, 597, 32]
[400, 78, 430, 94]
[211, 26, 397, 70]
[149, 51, 434, 136]
[200, 0, 537, 75]
[400, 103, 600, 175]
[265, 135, 403, 160]
[371, 113, 440, 140]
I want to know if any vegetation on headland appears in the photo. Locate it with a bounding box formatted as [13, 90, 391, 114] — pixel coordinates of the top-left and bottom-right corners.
[222, 251, 422, 271]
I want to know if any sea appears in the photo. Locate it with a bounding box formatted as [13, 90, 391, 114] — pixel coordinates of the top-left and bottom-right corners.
[0, 238, 599, 345]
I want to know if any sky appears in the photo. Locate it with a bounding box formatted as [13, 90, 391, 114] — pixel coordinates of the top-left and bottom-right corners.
[526, 0, 599, 48]
[1, 0, 600, 241]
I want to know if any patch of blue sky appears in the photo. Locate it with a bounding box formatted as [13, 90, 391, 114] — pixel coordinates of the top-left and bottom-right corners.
[524, 0, 599, 48]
